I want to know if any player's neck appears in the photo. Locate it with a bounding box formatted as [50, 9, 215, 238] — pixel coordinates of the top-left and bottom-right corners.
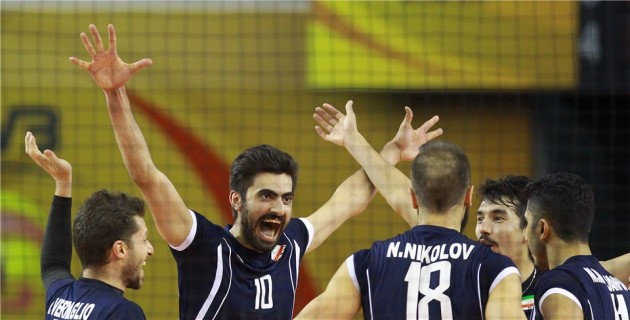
[518, 259, 536, 284]
[547, 241, 591, 269]
[83, 267, 126, 292]
[417, 209, 462, 232]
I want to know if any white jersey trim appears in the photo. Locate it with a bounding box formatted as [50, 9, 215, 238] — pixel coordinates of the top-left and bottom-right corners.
[298, 218, 315, 252]
[489, 266, 520, 293]
[539, 288, 583, 311]
[169, 209, 197, 251]
[345, 255, 360, 291]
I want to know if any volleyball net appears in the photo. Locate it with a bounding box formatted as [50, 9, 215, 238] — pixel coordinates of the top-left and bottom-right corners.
[2, 1, 628, 319]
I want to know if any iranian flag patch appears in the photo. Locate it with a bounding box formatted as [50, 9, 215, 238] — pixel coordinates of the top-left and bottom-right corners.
[521, 295, 534, 311]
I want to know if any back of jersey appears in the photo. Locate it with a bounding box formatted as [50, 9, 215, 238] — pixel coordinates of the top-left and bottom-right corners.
[350, 225, 517, 320]
[533, 255, 630, 320]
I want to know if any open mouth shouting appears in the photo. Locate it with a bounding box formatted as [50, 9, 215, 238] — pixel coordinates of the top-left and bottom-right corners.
[258, 215, 285, 244]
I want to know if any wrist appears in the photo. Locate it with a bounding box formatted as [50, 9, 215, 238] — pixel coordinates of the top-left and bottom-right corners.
[380, 141, 401, 165]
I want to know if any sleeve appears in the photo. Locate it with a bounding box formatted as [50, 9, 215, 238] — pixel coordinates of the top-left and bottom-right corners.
[535, 270, 584, 312]
[41, 195, 74, 290]
[479, 250, 520, 294]
[349, 249, 371, 292]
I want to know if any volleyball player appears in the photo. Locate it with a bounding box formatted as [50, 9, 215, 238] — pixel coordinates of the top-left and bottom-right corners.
[27, 132, 154, 319]
[524, 172, 630, 319]
[296, 102, 524, 319]
[69, 24, 443, 319]
[476, 175, 630, 318]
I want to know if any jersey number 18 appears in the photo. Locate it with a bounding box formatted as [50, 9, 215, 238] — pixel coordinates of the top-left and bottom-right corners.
[404, 261, 453, 319]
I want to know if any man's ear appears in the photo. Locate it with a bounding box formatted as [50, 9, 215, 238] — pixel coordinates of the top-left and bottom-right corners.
[409, 187, 418, 209]
[229, 190, 242, 212]
[464, 185, 474, 208]
[112, 240, 126, 259]
[539, 218, 551, 241]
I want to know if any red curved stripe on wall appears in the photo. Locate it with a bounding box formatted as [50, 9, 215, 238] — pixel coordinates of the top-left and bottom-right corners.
[126, 91, 316, 314]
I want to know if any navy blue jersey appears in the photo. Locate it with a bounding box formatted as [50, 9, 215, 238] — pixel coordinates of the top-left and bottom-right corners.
[348, 225, 518, 320]
[43, 196, 145, 320]
[521, 267, 542, 319]
[46, 278, 145, 319]
[532, 255, 630, 320]
[170, 210, 313, 319]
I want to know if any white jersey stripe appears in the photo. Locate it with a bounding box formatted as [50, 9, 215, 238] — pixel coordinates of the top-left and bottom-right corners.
[489, 266, 519, 293]
[211, 240, 233, 320]
[170, 209, 198, 251]
[477, 264, 484, 320]
[366, 269, 374, 319]
[299, 218, 314, 252]
[539, 288, 583, 311]
[346, 256, 360, 291]
[195, 243, 227, 320]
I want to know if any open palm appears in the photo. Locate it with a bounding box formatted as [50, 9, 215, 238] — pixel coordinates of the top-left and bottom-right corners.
[314, 101, 357, 147]
[392, 107, 443, 161]
[69, 24, 152, 90]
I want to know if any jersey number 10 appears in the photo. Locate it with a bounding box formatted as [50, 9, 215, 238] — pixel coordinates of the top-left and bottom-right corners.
[254, 275, 273, 309]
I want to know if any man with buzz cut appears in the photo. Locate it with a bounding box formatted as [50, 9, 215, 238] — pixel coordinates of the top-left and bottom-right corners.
[296, 102, 524, 320]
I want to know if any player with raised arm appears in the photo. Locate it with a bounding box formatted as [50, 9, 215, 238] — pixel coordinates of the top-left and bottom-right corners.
[27, 132, 154, 320]
[69, 24, 443, 319]
[296, 102, 524, 320]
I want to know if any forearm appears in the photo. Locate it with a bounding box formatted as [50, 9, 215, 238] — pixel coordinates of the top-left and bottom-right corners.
[104, 87, 156, 185]
[104, 87, 192, 245]
[41, 196, 73, 290]
[345, 132, 416, 224]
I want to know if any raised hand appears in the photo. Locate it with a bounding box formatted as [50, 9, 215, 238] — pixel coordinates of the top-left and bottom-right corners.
[313, 100, 357, 147]
[391, 107, 442, 161]
[25, 131, 71, 184]
[69, 24, 152, 90]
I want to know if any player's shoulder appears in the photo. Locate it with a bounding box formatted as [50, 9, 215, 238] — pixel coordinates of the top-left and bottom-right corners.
[107, 298, 146, 319]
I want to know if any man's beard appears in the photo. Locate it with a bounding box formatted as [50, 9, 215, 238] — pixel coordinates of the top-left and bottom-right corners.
[241, 204, 285, 253]
[122, 258, 142, 290]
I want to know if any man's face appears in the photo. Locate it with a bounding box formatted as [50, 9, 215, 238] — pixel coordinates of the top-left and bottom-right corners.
[475, 199, 526, 263]
[123, 216, 154, 290]
[239, 172, 293, 252]
[524, 205, 547, 269]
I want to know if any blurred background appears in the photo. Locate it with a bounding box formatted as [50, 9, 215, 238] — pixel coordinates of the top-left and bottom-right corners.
[2, 1, 628, 319]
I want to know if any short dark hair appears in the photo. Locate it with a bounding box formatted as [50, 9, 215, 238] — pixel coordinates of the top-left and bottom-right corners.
[410, 140, 470, 213]
[73, 190, 146, 269]
[229, 145, 298, 219]
[478, 175, 532, 230]
[525, 172, 594, 243]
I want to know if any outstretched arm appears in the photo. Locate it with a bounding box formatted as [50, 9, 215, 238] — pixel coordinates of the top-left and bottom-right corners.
[26, 132, 74, 290]
[304, 101, 442, 252]
[294, 259, 361, 320]
[313, 101, 442, 228]
[70, 24, 191, 246]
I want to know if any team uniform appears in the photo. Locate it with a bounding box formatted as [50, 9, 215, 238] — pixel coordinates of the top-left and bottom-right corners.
[170, 210, 313, 319]
[520, 267, 541, 318]
[531, 255, 630, 320]
[43, 196, 146, 320]
[348, 225, 519, 320]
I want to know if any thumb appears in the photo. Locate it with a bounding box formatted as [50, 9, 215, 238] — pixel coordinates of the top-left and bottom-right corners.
[345, 100, 354, 116]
